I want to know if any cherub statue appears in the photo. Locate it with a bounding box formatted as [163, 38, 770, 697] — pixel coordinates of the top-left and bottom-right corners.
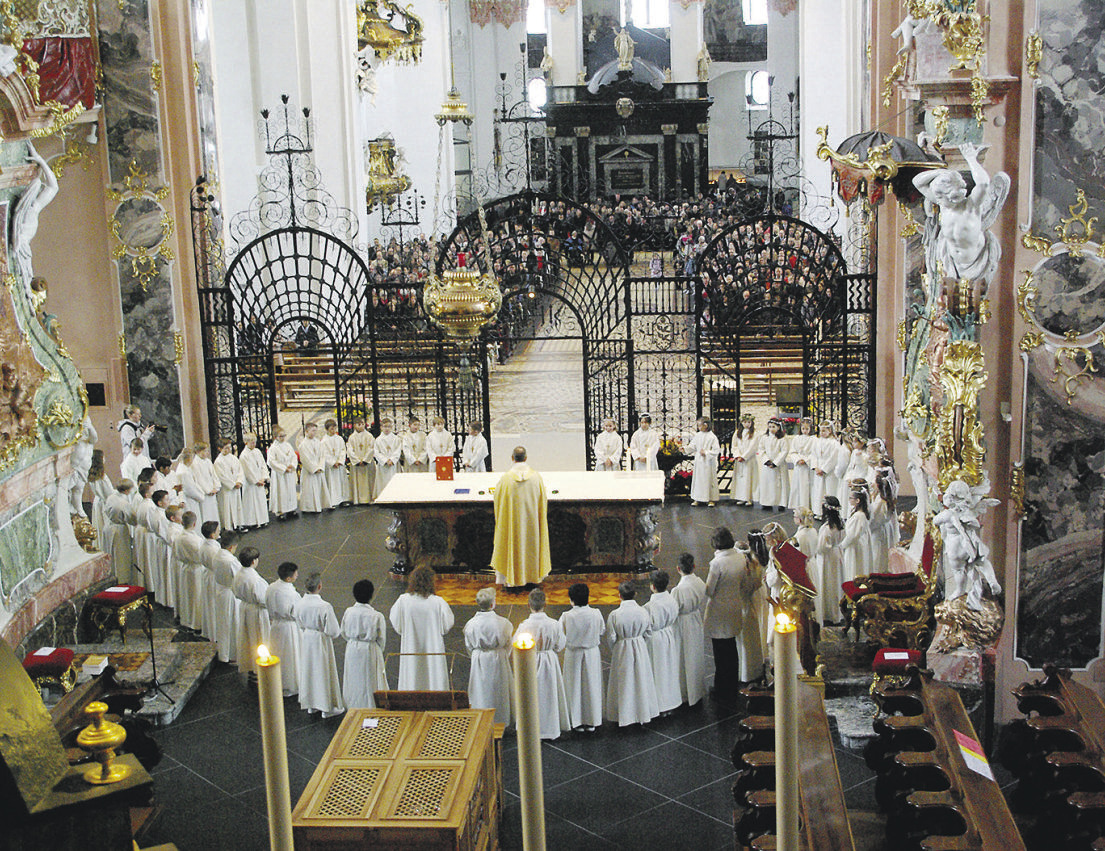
[69, 415, 99, 516]
[913, 143, 1010, 295]
[356, 49, 378, 104]
[933, 478, 1001, 612]
[12, 143, 59, 291]
[891, 13, 930, 54]
[0, 361, 32, 441]
[613, 27, 634, 71]
[540, 46, 554, 79]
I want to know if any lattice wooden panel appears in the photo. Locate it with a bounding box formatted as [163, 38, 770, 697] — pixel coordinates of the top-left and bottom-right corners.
[315, 767, 381, 818]
[346, 715, 404, 758]
[419, 714, 472, 758]
[392, 768, 455, 819]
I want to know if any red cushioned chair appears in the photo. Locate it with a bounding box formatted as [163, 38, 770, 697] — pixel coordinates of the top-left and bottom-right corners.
[88, 585, 151, 645]
[22, 646, 77, 694]
[839, 535, 937, 650]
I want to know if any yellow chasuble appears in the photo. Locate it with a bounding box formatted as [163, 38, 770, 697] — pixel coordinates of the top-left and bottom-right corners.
[490, 463, 552, 586]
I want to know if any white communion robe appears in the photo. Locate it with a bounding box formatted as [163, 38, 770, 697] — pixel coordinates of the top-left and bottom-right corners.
[341, 602, 388, 710]
[266, 440, 299, 516]
[212, 548, 240, 663]
[461, 434, 488, 473]
[139, 504, 164, 600]
[265, 579, 302, 696]
[172, 529, 205, 630]
[756, 434, 789, 508]
[213, 452, 245, 531]
[463, 610, 514, 726]
[815, 524, 845, 624]
[559, 604, 605, 729]
[132, 498, 155, 590]
[346, 430, 376, 504]
[159, 521, 182, 611]
[294, 593, 345, 717]
[233, 565, 271, 674]
[514, 611, 570, 740]
[840, 510, 873, 584]
[374, 432, 403, 492]
[426, 428, 454, 468]
[869, 496, 889, 572]
[90, 475, 113, 549]
[239, 446, 269, 527]
[730, 432, 759, 502]
[103, 491, 134, 583]
[321, 433, 350, 505]
[628, 426, 660, 471]
[670, 572, 707, 706]
[120, 452, 152, 484]
[191, 457, 221, 525]
[593, 430, 625, 471]
[787, 434, 816, 511]
[389, 593, 455, 691]
[644, 590, 682, 714]
[811, 435, 839, 515]
[689, 430, 721, 503]
[401, 430, 428, 473]
[605, 600, 659, 726]
[298, 436, 331, 513]
[199, 538, 221, 640]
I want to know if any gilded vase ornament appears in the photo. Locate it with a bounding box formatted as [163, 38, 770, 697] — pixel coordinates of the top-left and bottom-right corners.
[422, 252, 503, 341]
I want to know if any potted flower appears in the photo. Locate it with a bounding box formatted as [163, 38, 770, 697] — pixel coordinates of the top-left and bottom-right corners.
[656, 436, 686, 473]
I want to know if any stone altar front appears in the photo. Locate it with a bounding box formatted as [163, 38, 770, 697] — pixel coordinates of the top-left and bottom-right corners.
[375, 471, 664, 574]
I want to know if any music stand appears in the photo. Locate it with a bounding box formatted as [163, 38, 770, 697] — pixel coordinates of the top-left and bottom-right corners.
[142, 592, 174, 704]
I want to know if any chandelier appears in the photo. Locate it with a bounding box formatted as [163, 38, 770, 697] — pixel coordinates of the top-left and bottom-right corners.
[364, 136, 411, 212]
[357, 0, 424, 65]
[422, 248, 503, 341]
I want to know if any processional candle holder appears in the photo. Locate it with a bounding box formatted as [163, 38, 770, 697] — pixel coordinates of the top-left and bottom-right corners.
[76, 701, 131, 785]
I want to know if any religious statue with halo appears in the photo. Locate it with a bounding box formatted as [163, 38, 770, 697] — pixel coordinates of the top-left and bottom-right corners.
[613, 27, 635, 71]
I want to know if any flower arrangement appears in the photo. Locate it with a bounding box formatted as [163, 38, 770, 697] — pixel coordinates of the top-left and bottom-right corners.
[337, 400, 373, 427]
[657, 435, 687, 473]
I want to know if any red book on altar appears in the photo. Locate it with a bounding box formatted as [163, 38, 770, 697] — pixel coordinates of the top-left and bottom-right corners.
[435, 456, 454, 480]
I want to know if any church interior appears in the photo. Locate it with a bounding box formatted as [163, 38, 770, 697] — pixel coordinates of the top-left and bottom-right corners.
[1, 0, 1103, 849]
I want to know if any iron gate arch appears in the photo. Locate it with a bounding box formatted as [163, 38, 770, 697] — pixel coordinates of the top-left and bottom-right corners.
[695, 213, 875, 439]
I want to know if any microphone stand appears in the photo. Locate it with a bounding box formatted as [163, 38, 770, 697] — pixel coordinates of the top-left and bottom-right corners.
[142, 591, 175, 704]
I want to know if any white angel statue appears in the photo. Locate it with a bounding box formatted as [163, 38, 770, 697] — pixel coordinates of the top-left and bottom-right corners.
[933, 478, 1001, 612]
[913, 143, 1010, 294]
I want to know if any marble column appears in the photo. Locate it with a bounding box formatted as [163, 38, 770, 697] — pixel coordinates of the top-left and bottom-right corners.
[668, 0, 703, 83]
[546, 0, 582, 87]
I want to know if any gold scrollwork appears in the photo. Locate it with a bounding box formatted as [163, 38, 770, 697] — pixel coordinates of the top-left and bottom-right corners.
[173, 331, 184, 365]
[118, 333, 127, 357]
[931, 105, 949, 148]
[881, 52, 907, 108]
[107, 160, 175, 292]
[936, 340, 987, 490]
[150, 61, 162, 91]
[1025, 31, 1042, 80]
[899, 200, 920, 239]
[1010, 463, 1025, 519]
[39, 399, 75, 429]
[1051, 333, 1098, 406]
[1021, 231, 1054, 256]
[1017, 270, 1038, 325]
[900, 385, 932, 440]
[1019, 330, 1044, 353]
[1055, 189, 1098, 256]
[107, 159, 171, 203]
[897, 318, 910, 352]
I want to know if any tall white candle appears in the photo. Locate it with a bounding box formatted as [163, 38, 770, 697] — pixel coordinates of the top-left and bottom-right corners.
[774, 613, 799, 851]
[512, 632, 546, 851]
[257, 644, 294, 851]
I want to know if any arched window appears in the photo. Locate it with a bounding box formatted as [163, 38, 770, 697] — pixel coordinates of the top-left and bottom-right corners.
[746, 69, 769, 108]
[621, 0, 668, 29]
[527, 0, 546, 34]
[527, 77, 547, 110]
[742, 0, 768, 25]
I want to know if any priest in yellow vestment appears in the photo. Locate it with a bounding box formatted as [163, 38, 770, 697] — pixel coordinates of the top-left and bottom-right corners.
[490, 446, 552, 587]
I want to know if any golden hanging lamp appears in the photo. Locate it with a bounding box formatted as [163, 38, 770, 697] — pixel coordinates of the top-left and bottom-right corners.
[357, 0, 424, 65]
[423, 250, 503, 341]
[364, 136, 411, 212]
[435, 87, 475, 127]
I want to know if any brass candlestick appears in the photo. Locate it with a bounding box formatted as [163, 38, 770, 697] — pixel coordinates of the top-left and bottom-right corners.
[76, 701, 131, 785]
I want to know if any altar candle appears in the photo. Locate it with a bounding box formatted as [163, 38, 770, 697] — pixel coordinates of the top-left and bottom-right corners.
[774, 612, 799, 851]
[256, 644, 294, 851]
[512, 632, 546, 851]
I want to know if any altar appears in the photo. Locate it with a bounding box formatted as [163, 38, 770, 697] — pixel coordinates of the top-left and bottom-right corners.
[374, 471, 664, 574]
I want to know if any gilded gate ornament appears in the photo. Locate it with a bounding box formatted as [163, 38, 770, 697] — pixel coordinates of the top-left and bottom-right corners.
[935, 340, 986, 490]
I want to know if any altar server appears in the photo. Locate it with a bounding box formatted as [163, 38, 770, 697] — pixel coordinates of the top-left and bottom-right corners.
[704, 527, 757, 702]
[131, 481, 155, 585]
[730, 416, 758, 506]
[389, 566, 454, 690]
[212, 538, 241, 663]
[463, 587, 514, 726]
[213, 439, 244, 531]
[191, 443, 221, 525]
[103, 480, 135, 583]
[266, 428, 298, 519]
[787, 418, 816, 511]
[89, 451, 113, 547]
[374, 417, 403, 493]
[265, 561, 302, 697]
[644, 569, 682, 715]
[401, 416, 428, 472]
[594, 418, 625, 471]
[173, 511, 205, 631]
[158, 504, 183, 611]
[341, 579, 388, 709]
[559, 582, 605, 731]
[628, 414, 660, 471]
[689, 417, 720, 506]
[461, 421, 488, 473]
[606, 580, 659, 726]
[233, 547, 270, 676]
[239, 432, 269, 527]
[670, 553, 707, 707]
[426, 416, 454, 470]
[321, 419, 350, 506]
[346, 418, 376, 504]
[294, 573, 344, 717]
[298, 422, 331, 513]
[141, 489, 170, 600]
[815, 497, 845, 624]
[514, 588, 570, 740]
[120, 438, 153, 482]
[756, 419, 789, 511]
[811, 422, 839, 518]
[199, 521, 223, 639]
[841, 487, 874, 583]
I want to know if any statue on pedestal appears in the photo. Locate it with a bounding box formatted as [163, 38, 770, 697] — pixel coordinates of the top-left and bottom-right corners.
[934, 478, 1000, 612]
[613, 27, 635, 71]
[540, 46, 554, 79]
[696, 44, 712, 82]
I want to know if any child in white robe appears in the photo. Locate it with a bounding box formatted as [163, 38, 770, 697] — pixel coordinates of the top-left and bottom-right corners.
[729, 417, 758, 505]
[628, 414, 660, 471]
[463, 587, 513, 725]
[341, 579, 388, 709]
[389, 567, 454, 690]
[239, 432, 270, 527]
[89, 451, 112, 547]
[816, 497, 845, 624]
[756, 420, 789, 511]
[142, 489, 170, 600]
[460, 421, 488, 473]
[593, 418, 625, 471]
[191, 443, 221, 525]
[401, 416, 428, 472]
[294, 573, 345, 717]
[346, 418, 376, 504]
[213, 439, 244, 531]
[120, 439, 153, 483]
[606, 580, 659, 726]
[199, 521, 223, 640]
[670, 553, 706, 707]
[426, 416, 454, 472]
[103, 480, 135, 583]
[266, 429, 299, 519]
[644, 569, 682, 715]
[233, 546, 270, 676]
[374, 418, 403, 492]
[321, 419, 350, 506]
[131, 482, 155, 587]
[298, 423, 331, 513]
[841, 487, 874, 583]
[514, 588, 570, 740]
[265, 562, 302, 696]
[787, 418, 816, 511]
[810, 422, 839, 518]
[173, 511, 205, 630]
[689, 417, 720, 506]
[559, 582, 605, 731]
[212, 540, 241, 663]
